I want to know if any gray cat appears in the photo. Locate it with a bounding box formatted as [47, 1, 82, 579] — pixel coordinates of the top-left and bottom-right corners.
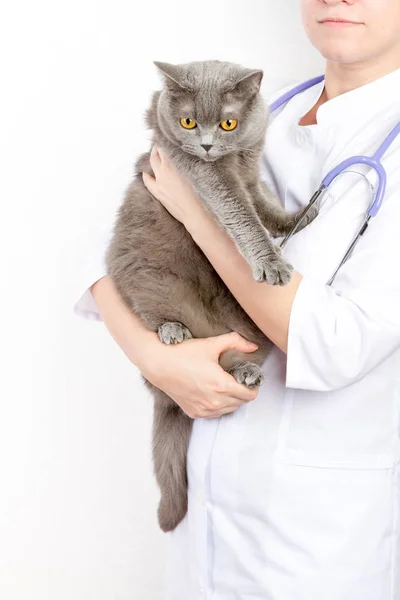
[105, 60, 316, 533]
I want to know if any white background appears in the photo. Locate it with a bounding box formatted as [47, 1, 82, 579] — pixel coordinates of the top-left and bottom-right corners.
[0, 1, 323, 598]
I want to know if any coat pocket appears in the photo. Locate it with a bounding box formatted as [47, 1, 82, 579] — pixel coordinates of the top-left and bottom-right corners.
[279, 381, 400, 471]
[268, 387, 399, 598]
[264, 461, 397, 600]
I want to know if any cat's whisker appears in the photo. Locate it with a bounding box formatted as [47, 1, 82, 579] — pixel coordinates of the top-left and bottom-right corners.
[181, 145, 198, 154]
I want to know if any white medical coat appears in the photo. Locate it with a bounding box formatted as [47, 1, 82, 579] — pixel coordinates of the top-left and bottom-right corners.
[74, 68, 400, 600]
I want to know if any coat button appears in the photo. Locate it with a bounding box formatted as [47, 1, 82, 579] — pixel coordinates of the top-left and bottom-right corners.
[296, 129, 307, 146]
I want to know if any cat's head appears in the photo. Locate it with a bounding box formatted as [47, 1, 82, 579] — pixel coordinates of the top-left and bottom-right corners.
[151, 60, 267, 162]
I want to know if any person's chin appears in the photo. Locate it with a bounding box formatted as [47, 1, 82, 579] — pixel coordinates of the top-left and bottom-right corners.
[314, 33, 367, 64]
[318, 43, 362, 64]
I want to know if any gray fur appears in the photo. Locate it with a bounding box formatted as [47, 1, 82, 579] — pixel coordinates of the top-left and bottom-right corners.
[105, 60, 317, 532]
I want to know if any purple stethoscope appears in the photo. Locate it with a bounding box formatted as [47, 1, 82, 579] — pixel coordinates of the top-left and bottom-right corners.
[270, 75, 400, 285]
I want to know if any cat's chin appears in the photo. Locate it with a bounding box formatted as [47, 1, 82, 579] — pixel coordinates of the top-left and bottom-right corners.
[181, 147, 222, 162]
[201, 155, 220, 163]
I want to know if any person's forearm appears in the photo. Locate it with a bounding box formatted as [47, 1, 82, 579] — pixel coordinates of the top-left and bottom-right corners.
[186, 211, 303, 353]
[90, 276, 158, 369]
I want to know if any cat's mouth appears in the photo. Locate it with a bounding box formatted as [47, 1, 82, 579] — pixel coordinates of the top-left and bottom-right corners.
[182, 145, 221, 162]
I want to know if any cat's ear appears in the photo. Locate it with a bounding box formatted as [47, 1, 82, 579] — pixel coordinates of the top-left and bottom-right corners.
[153, 61, 190, 92]
[226, 69, 264, 98]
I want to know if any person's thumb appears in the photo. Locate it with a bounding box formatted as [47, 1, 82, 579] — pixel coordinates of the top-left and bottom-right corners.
[142, 171, 157, 195]
[212, 331, 258, 356]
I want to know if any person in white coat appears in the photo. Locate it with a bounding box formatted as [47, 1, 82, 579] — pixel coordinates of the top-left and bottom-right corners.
[74, 0, 400, 598]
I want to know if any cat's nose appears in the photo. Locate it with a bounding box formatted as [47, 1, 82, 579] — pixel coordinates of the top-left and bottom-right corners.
[201, 144, 213, 152]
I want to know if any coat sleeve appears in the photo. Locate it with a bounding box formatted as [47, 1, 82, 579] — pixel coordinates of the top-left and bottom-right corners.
[73, 220, 114, 322]
[285, 186, 400, 392]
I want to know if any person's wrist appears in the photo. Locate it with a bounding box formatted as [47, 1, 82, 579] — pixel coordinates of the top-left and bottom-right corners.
[184, 203, 215, 239]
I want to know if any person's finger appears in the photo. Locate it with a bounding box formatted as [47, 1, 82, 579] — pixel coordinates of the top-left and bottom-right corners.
[218, 404, 243, 416]
[211, 331, 258, 356]
[142, 171, 157, 194]
[156, 145, 166, 162]
[157, 146, 174, 171]
[221, 374, 260, 401]
[217, 394, 252, 408]
[150, 144, 161, 172]
[204, 393, 244, 409]
[203, 404, 242, 418]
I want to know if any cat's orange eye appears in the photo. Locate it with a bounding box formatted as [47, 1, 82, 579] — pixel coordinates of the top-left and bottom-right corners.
[220, 119, 238, 131]
[180, 117, 197, 130]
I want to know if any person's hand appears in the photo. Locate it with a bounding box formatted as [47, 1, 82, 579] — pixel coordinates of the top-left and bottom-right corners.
[142, 145, 207, 227]
[137, 331, 261, 419]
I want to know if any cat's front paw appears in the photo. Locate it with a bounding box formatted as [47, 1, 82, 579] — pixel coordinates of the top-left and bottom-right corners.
[158, 322, 193, 344]
[294, 203, 319, 234]
[251, 252, 293, 285]
[229, 362, 264, 388]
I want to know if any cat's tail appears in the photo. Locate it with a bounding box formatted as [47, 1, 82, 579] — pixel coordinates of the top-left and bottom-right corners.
[151, 387, 193, 533]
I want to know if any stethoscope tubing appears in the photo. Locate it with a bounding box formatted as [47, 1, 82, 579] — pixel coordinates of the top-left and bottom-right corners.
[271, 75, 399, 285]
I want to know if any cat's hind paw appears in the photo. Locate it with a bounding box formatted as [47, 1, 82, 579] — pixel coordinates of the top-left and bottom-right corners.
[158, 322, 193, 344]
[229, 362, 264, 388]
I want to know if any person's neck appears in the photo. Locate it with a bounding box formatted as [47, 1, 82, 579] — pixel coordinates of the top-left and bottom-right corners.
[324, 50, 400, 101]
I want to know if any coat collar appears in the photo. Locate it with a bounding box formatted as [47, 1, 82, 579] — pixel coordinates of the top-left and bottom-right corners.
[314, 67, 400, 127]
